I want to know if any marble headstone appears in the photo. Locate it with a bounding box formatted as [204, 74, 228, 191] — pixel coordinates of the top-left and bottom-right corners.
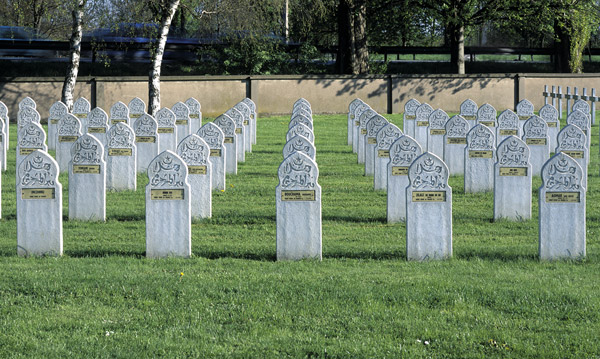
[0, 117, 5, 171]
[374, 123, 402, 191]
[516, 99, 534, 133]
[185, 97, 202, 134]
[496, 109, 520, 146]
[283, 135, 316, 161]
[213, 114, 238, 174]
[177, 134, 212, 219]
[387, 135, 422, 223]
[460, 99, 478, 128]
[476, 103, 497, 131]
[17, 123, 47, 169]
[494, 136, 532, 220]
[225, 107, 246, 162]
[357, 108, 378, 164]
[353, 104, 371, 154]
[197, 122, 226, 190]
[241, 97, 257, 145]
[234, 101, 253, 153]
[427, 109, 449, 159]
[133, 114, 159, 173]
[172, 101, 191, 142]
[17, 105, 41, 131]
[348, 98, 364, 145]
[403, 98, 420, 138]
[155, 107, 177, 152]
[287, 123, 314, 144]
[48, 101, 68, 151]
[539, 104, 560, 151]
[522, 115, 550, 176]
[86, 107, 109, 148]
[72, 97, 91, 128]
[106, 122, 137, 191]
[464, 124, 495, 193]
[364, 115, 389, 176]
[556, 124, 588, 189]
[110, 101, 130, 126]
[443, 115, 469, 176]
[566, 109, 591, 154]
[128, 97, 146, 121]
[414, 103, 433, 150]
[68, 134, 106, 221]
[56, 114, 82, 173]
[19, 96, 36, 110]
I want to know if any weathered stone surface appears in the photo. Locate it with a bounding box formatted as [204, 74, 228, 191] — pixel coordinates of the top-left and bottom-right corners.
[539, 104, 560, 151]
[403, 98, 420, 138]
[177, 134, 212, 220]
[290, 113, 313, 131]
[427, 109, 449, 159]
[276, 152, 322, 261]
[155, 107, 177, 153]
[476, 103, 497, 132]
[19, 96, 36, 110]
[348, 98, 364, 145]
[460, 99, 478, 128]
[106, 122, 137, 191]
[110, 101, 130, 126]
[17, 105, 40, 131]
[56, 114, 82, 173]
[293, 98, 311, 110]
[172, 101, 191, 143]
[225, 107, 246, 162]
[17, 123, 47, 170]
[287, 123, 314, 144]
[283, 135, 316, 160]
[556, 124, 588, 189]
[86, 107, 109, 149]
[133, 114, 159, 173]
[566, 109, 591, 154]
[48, 101, 68, 151]
[522, 115, 550, 176]
[72, 97, 91, 128]
[353, 103, 371, 154]
[197, 122, 226, 190]
[213, 114, 238, 174]
[0, 101, 9, 155]
[0, 117, 6, 171]
[496, 109, 520, 146]
[242, 98, 257, 145]
[185, 97, 202, 134]
[357, 108, 378, 164]
[68, 134, 106, 221]
[365, 115, 389, 176]
[145, 150, 191, 258]
[292, 107, 312, 121]
[443, 115, 468, 176]
[414, 103, 433, 150]
[387, 135, 422, 223]
[539, 152, 585, 260]
[406, 152, 452, 260]
[128, 97, 146, 120]
[572, 99, 589, 116]
[374, 123, 402, 191]
[516, 99, 535, 133]
[465, 124, 495, 193]
[494, 136, 532, 220]
[234, 101, 253, 153]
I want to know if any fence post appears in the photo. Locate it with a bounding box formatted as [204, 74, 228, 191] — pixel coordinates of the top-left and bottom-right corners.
[543, 85, 549, 105]
[566, 86, 572, 116]
[558, 86, 563, 119]
[552, 85, 556, 108]
[592, 88, 597, 125]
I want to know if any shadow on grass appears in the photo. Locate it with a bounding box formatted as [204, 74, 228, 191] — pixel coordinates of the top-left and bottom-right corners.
[456, 249, 537, 261]
[193, 250, 276, 261]
[66, 249, 146, 259]
[323, 215, 387, 223]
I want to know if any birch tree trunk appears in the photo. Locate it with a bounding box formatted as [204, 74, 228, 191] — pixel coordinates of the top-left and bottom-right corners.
[61, 0, 85, 112]
[148, 0, 180, 117]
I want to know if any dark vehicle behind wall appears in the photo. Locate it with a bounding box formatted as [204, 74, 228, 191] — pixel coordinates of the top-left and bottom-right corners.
[0, 26, 59, 59]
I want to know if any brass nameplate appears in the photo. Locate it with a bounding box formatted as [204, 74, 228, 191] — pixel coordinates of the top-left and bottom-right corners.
[189, 114, 200, 119]
[469, 150, 493, 158]
[360, 129, 367, 134]
[224, 137, 234, 144]
[463, 115, 476, 121]
[112, 119, 127, 124]
[243, 120, 249, 126]
[563, 151, 584, 159]
[545, 192, 580, 203]
[447, 137, 466, 144]
[108, 148, 132, 156]
[430, 129, 446, 135]
[59, 136, 78, 142]
[50, 119, 59, 124]
[151, 189, 185, 200]
[499, 129, 518, 135]
[547, 122, 558, 128]
[526, 138, 547, 145]
[499, 167, 527, 176]
[479, 121, 495, 127]
[367, 137, 377, 144]
[75, 113, 87, 118]
[188, 165, 207, 175]
[158, 128, 174, 134]
[281, 190, 315, 201]
[392, 166, 409, 176]
[519, 115, 530, 121]
[405, 115, 416, 120]
[210, 149, 222, 156]
[176, 119, 188, 125]
[417, 121, 429, 127]
[22, 188, 55, 199]
[130, 113, 142, 119]
[378, 149, 390, 158]
[412, 191, 446, 202]
[73, 165, 100, 174]
[235, 128, 242, 134]
[136, 136, 156, 143]
[88, 127, 106, 133]
[19, 148, 37, 155]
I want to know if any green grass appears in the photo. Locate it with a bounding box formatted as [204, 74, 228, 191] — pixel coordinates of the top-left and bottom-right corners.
[1, 113, 600, 358]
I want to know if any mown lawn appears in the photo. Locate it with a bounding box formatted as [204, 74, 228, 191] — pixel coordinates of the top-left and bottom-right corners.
[0, 112, 599, 358]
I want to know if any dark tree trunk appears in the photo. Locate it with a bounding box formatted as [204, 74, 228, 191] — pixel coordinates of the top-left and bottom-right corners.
[554, 21, 571, 73]
[335, 0, 369, 74]
[353, 0, 369, 74]
[447, 22, 465, 74]
[61, 0, 85, 112]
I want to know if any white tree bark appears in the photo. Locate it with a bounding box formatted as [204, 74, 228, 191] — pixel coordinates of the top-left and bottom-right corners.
[149, 0, 181, 117]
[61, 0, 85, 112]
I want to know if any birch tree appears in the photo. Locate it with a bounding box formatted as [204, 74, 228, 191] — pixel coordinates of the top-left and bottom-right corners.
[61, 0, 86, 112]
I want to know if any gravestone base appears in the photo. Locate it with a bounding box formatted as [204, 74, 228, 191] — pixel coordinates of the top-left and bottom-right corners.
[276, 192, 322, 261]
[406, 191, 452, 260]
[145, 189, 192, 258]
[539, 201, 585, 260]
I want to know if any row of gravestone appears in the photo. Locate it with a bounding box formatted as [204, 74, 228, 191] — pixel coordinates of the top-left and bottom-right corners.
[542, 85, 597, 125]
[276, 98, 322, 261]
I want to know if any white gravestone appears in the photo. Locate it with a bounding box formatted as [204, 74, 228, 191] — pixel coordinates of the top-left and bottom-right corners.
[494, 136, 532, 220]
[276, 151, 322, 261]
[110, 101, 130, 126]
[17, 123, 47, 170]
[155, 107, 177, 152]
[460, 99, 478, 129]
[364, 115, 389, 176]
[283, 135, 316, 161]
[145, 150, 191, 258]
[387, 135, 422, 223]
[572, 99, 590, 118]
[556, 124, 589, 189]
[177, 134, 212, 220]
[357, 108, 378, 164]
[48, 101, 68, 151]
[293, 107, 312, 122]
[539, 104, 560, 151]
[444, 115, 469, 176]
[69, 134, 106, 221]
[17, 150, 62, 256]
[133, 114, 159, 173]
[0, 101, 8, 155]
[0, 117, 6, 171]
[516, 99, 535, 133]
[522, 115, 550, 176]
[427, 109, 449, 159]
[406, 152, 452, 260]
[234, 101, 253, 153]
[129, 97, 146, 121]
[496, 109, 520, 146]
[374, 123, 403, 191]
[242, 98, 257, 145]
[465, 124, 496, 193]
[476, 103, 497, 137]
[348, 99, 364, 145]
[197, 122, 226, 190]
[353, 104, 371, 154]
[17, 105, 41, 131]
[566, 109, 591, 157]
[86, 107, 109, 149]
[213, 114, 238, 174]
[290, 113, 314, 131]
[19, 96, 36, 110]
[172, 101, 191, 143]
[56, 114, 82, 173]
[185, 97, 202, 134]
[403, 98, 420, 138]
[72, 97, 90, 128]
[106, 122, 137, 191]
[293, 98, 311, 110]
[287, 123, 314, 143]
[539, 152, 586, 260]
[225, 107, 246, 162]
[414, 103, 433, 150]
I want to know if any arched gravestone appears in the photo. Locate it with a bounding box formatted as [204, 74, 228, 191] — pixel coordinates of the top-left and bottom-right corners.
[225, 107, 246, 162]
[287, 123, 314, 144]
[427, 109, 449, 159]
[197, 122, 226, 191]
[86, 107, 109, 149]
[476, 103, 497, 131]
[283, 135, 316, 161]
[290, 113, 314, 131]
[213, 114, 238, 174]
[276, 151, 321, 261]
[106, 122, 137, 191]
[403, 98, 420, 138]
[177, 134, 212, 220]
[293, 106, 312, 121]
[172, 101, 191, 142]
[48, 101, 68, 151]
[17, 150, 62, 256]
[496, 109, 520, 146]
[133, 114, 159, 173]
[414, 103, 433, 151]
[494, 136, 532, 221]
[556, 124, 588, 189]
[0, 117, 6, 171]
[348, 98, 364, 145]
[56, 114, 82, 173]
[293, 98, 311, 110]
[353, 103, 371, 153]
[0, 101, 8, 154]
[566, 109, 591, 154]
[444, 115, 469, 176]
[185, 97, 202, 134]
[460, 98, 478, 128]
[128, 97, 146, 120]
[465, 124, 495, 193]
[538, 104, 560, 152]
[241, 97, 257, 145]
[365, 115, 389, 176]
[387, 135, 422, 223]
[234, 101, 253, 153]
[155, 107, 177, 153]
[522, 115, 549, 176]
[374, 123, 402, 191]
[72, 97, 91, 128]
[69, 134, 106, 221]
[110, 101, 130, 126]
[19, 96, 36, 111]
[357, 108, 378, 164]
[145, 150, 191, 258]
[17, 105, 40, 131]
[572, 99, 590, 116]
[539, 152, 585, 260]
[17, 123, 47, 170]
[406, 152, 452, 261]
[516, 99, 534, 134]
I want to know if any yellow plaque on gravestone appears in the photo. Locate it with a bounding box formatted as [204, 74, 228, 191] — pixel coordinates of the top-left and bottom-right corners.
[447, 137, 467, 144]
[243, 120, 249, 126]
[499, 167, 528, 176]
[210, 149, 222, 156]
[545, 192, 580, 203]
[360, 128, 367, 134]
[391, 166, 409, 176]
[22, 188, 55, 199]
[224, 137, 234, 144]
[19, 148, 37, 155]
[469, 150, 493, 158]
[73, 165, 101, 174]
[175, 119, 188, 125]
[112, 119, 127, 124]
[188, 165, 207, 175]
[88, 127, 106, 133]
[412, 191, 446, 202]
[50, 119, 59, 124]
[499, 129, 518, 135]
[189, 114, 200, 119]
[479, 121, 495, 127]
[281, 190, 316, 201]
[136, 136, 156, 143]
[526, 138, 547, 145]
[235, 128, 242, 134]
[59, 136, 78, 142]
[367, 137, 377, 144]
[130, 113, 142, 119]
[151, 189, 185, 200]
[378, 149, 390, 158]
[547, 122, 558, 127]
[463, 115, 476, 121]
[158, 128, 174, 134]
[416, 121, 429, 127]
[108, 148, 132, 156]
[75, 113, 87, 118]
[518, 115, 530, 121]
[430, 129, 446, 135]
[405, 115, 416, 120]
[562, 151, 584, 159]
